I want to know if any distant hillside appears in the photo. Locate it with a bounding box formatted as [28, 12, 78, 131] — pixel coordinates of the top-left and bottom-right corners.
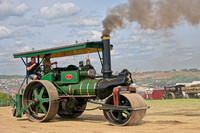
[0, 75, 25, 79]
[135, 71, 200, 79]
[133, 70, 200, 87]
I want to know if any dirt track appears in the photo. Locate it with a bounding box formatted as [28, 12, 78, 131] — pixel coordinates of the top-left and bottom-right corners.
[0, 99, 200, 133]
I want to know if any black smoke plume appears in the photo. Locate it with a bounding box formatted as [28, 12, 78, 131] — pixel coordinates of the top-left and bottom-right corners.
[102, 0, 200, 35]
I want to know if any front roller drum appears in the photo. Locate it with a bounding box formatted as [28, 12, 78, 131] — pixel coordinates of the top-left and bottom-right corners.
[103, 93, 147, 126]
[22, 80, 59, 122]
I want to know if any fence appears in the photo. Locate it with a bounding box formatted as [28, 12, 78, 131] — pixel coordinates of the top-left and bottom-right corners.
[0, 99, 15, 107]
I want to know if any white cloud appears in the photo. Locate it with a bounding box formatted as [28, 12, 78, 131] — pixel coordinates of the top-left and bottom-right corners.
[10, 18, 45, 27]
[90, 57, 98, 63]
[0, 26, 34, 40]
[69, 19, 99, 27]
[0, 26, 12, 38]
[78, 31, 92, 36]
[90, 31, 101, 40]
[55, 56, 77, 66]
[141, 46, 154, 51]
[39, 2, 99, 27]
[167, 47, 176, 54]
[137, 29, 155, 34]
[12, 28, 34, 38]
[114, 55, 123, 59]
[127, 53, 135, 57]
[52, 39, 63, 44]
[82, 19, 99, 26]
[182, 56, 193, 61]
[111, 50, 119, 56]
[139, 38, 146, 44]
[76, 30, 101, 41]
[51, 39, 69, 46]
[0, 0, 29, 19]
[139, 52, 151, 56]
[40, 2, 80, 20]
[123, 36, 138, 43]
[15, 40, 23, 44]
[20, 45, 31, 52]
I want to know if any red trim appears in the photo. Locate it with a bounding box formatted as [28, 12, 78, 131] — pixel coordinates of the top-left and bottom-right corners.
[113, 87, 120, 106]
[126, 86, 136, 93]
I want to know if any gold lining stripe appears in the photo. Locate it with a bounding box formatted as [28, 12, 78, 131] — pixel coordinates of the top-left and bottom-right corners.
[94, 83, 96, 90]
[69, 84, 71, 95]
[80, 81, 83, 95]
[86, 82, 90, 96]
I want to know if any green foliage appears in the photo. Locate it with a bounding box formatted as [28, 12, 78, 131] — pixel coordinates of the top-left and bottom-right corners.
[0, 92, 14, 107]
[170, 74, 200, 84]
[188, 68, 199, 72]
[0, 92, 10, 100]
[181, 68, 199, 72]
[181, 69, 188, 72]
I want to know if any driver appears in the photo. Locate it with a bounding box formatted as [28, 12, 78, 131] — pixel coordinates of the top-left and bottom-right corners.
[43, 54, 57, 74]
[27, 57, 41, 80]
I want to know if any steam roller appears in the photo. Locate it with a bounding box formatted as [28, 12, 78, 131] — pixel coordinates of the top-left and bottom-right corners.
[12, 35, 148, 126]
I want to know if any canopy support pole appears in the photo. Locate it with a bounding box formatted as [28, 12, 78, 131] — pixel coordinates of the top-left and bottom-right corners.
[39, 57, 45, 65]
[97, 48, 103, 67]
[37, 55, 40, 64]
[21, 57, 27, 67]
[35, 56, 45, 71]
[26, 57, 28, 85]
[18, 75, 27, 93]
[18, 57, 28, 93]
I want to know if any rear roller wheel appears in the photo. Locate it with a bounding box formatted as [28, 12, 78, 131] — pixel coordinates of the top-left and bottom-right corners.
[166, 92, 175, 99]
[103, 93, 147, 126]
[22, 80, 59, 122]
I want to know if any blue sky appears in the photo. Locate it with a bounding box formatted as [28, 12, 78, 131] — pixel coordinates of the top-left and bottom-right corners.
[0, 0, 200, 75]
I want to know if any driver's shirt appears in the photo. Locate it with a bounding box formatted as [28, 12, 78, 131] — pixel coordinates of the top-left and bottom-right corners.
[27, 62, 39, 75]
[43, 59, 51, 73]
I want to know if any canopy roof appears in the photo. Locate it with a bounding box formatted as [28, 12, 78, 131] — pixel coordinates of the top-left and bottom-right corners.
[13, 41, 113, 58]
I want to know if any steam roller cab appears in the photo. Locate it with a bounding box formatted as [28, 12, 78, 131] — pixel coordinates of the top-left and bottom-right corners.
[12, 36, 148, 126]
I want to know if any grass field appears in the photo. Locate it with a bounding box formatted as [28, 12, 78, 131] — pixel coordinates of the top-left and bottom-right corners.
[146, 99, 200, 115]
[0, 99, 200, 133]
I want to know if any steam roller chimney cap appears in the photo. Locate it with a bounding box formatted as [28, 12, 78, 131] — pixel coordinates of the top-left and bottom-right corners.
[101, 35, 110, 40]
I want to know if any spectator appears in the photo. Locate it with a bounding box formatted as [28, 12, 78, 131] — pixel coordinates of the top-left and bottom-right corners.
[43, 54, 57, 74]
[27, 57, 41, 80]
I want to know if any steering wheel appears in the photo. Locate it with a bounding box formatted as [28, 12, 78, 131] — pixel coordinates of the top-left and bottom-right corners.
[51, 63, 58, 72]
[36, 65, 45, 76]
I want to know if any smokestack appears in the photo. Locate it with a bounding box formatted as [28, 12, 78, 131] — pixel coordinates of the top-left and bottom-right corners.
[101, 35, 112, 79]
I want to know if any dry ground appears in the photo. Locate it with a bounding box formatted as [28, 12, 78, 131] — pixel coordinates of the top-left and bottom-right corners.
[0, 99, 200, 133]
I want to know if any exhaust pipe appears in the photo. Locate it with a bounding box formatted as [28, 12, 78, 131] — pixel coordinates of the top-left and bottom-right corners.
[101, 35, 112, 79]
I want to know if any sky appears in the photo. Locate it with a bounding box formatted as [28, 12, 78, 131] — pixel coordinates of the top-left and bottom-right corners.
[0, 0, 200, 75]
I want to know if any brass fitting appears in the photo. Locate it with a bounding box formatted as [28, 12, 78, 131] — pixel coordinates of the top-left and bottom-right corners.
[101, 35, 110, 40]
